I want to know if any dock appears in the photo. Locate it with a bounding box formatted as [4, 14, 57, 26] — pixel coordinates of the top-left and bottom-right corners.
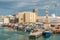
[52, 29, 60, 33]
[29, 31, 42, 38]
[28, 28, 44, 38]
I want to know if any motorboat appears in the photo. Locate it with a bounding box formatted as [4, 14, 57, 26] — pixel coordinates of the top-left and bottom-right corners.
[25, 26, 32, 33]
[42, 29, 52, 38]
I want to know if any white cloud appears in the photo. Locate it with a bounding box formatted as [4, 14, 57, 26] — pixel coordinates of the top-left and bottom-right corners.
[1, 0, 60, 10]
[0, 0, 24, 1]
[0, 0, 40, 2]
[9, 1, 38, 9]
[31, 0, 40, 2]
[0, 0, 15, 1]
[42, 5, 49, 9]
[16, 2, 26, 7]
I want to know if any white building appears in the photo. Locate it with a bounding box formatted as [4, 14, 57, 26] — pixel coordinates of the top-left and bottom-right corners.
[4, 17, 9, 24]
[0, 16, 9, 24]
[0, 18, 4, 24]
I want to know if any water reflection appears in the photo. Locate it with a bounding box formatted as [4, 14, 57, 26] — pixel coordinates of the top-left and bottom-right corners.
[29, 37, 38, 40]
[0, 27, 60, 40]
[29, 34, 51, 40]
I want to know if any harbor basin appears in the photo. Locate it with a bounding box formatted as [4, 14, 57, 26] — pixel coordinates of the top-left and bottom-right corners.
[0, 27, 60, 40]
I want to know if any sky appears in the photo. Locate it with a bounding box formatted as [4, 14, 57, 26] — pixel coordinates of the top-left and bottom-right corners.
[0, 0, 60, 16]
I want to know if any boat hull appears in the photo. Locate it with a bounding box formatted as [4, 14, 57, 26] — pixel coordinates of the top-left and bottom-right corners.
[26, 29, 32, 33]
[1, 24, 6, 27]
[42, 31, 52, 38]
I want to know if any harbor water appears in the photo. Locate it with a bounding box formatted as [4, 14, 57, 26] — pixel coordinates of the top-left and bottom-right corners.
[0, 27, 60, 40]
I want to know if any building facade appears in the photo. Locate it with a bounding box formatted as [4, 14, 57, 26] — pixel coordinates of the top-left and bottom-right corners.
[4, 17, 9, 24]
[16, 12, 37, 24]
[24, 12, 36, 23]
[0, 16, 9, 24]
[0, 18, 4, 24]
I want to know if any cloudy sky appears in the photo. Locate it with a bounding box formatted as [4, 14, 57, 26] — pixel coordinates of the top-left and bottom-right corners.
[0, 0, 60, 16]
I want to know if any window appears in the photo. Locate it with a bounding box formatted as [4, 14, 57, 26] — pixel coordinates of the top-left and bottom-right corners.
[21, 18, 23, 20]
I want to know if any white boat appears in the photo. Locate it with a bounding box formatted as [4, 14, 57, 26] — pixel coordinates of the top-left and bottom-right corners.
[29, 29, 42, 38]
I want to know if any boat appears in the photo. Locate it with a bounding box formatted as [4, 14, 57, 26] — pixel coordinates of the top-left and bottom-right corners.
[6, 23, 13, 28]
[14, 23, 19, 30]
[53, 26, 60, 33]
[14, 23, 18, 27]
[25, 26, 32, 33]
[25, 29, 32, 33]
[42, 29, 52, 38]
[29, 28, 42, 38]
[1, 24, 6, 27]
[17, 25, 25, 31]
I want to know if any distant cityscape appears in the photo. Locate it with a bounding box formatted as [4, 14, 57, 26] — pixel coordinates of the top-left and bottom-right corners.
[0, 0, 60, 40]
[0, 7, 60, 25]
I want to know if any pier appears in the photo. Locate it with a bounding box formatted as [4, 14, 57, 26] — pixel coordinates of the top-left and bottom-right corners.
[29, 31, 42, 38]
[29, 28, 44, 38]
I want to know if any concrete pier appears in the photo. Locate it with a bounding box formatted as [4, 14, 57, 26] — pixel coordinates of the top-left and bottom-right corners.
[29, 31, 42, 38]
[51, 28, 60, 33]
[28, 28, 44, 38]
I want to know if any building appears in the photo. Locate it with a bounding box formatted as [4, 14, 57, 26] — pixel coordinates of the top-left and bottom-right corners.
[0, 18, 4, 24]
[16, 12, 36, 24]
[0, 16, 9, 24]
[16, 12, 25, 23]
[15, 8, 39, 24]
[8, 15, 15, 23]
[4, 17, 9, 24]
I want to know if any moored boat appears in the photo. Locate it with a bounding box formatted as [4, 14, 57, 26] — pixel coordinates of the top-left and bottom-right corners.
[25, 26, 32, 33]
[6, 23, 13, 28]
[29, 28, 42, 38]
[42, 29, 52, 38]
[1, 24, 6, 27]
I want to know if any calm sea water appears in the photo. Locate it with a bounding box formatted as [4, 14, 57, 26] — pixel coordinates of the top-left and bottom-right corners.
[0, 27, 60, 40]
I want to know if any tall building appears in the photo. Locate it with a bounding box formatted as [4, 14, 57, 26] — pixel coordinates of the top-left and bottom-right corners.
[33, 8, 38, 15]
[16, 12, 36, 24]
[17, 12, 25, 24]
[24, 12, 36, 23]
[33, 8, 39, 22]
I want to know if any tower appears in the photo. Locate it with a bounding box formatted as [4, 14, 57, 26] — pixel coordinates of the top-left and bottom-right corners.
[33, 8, 38, 16]
[45, 7, 49, 29]
[46, 7, 49, 24]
